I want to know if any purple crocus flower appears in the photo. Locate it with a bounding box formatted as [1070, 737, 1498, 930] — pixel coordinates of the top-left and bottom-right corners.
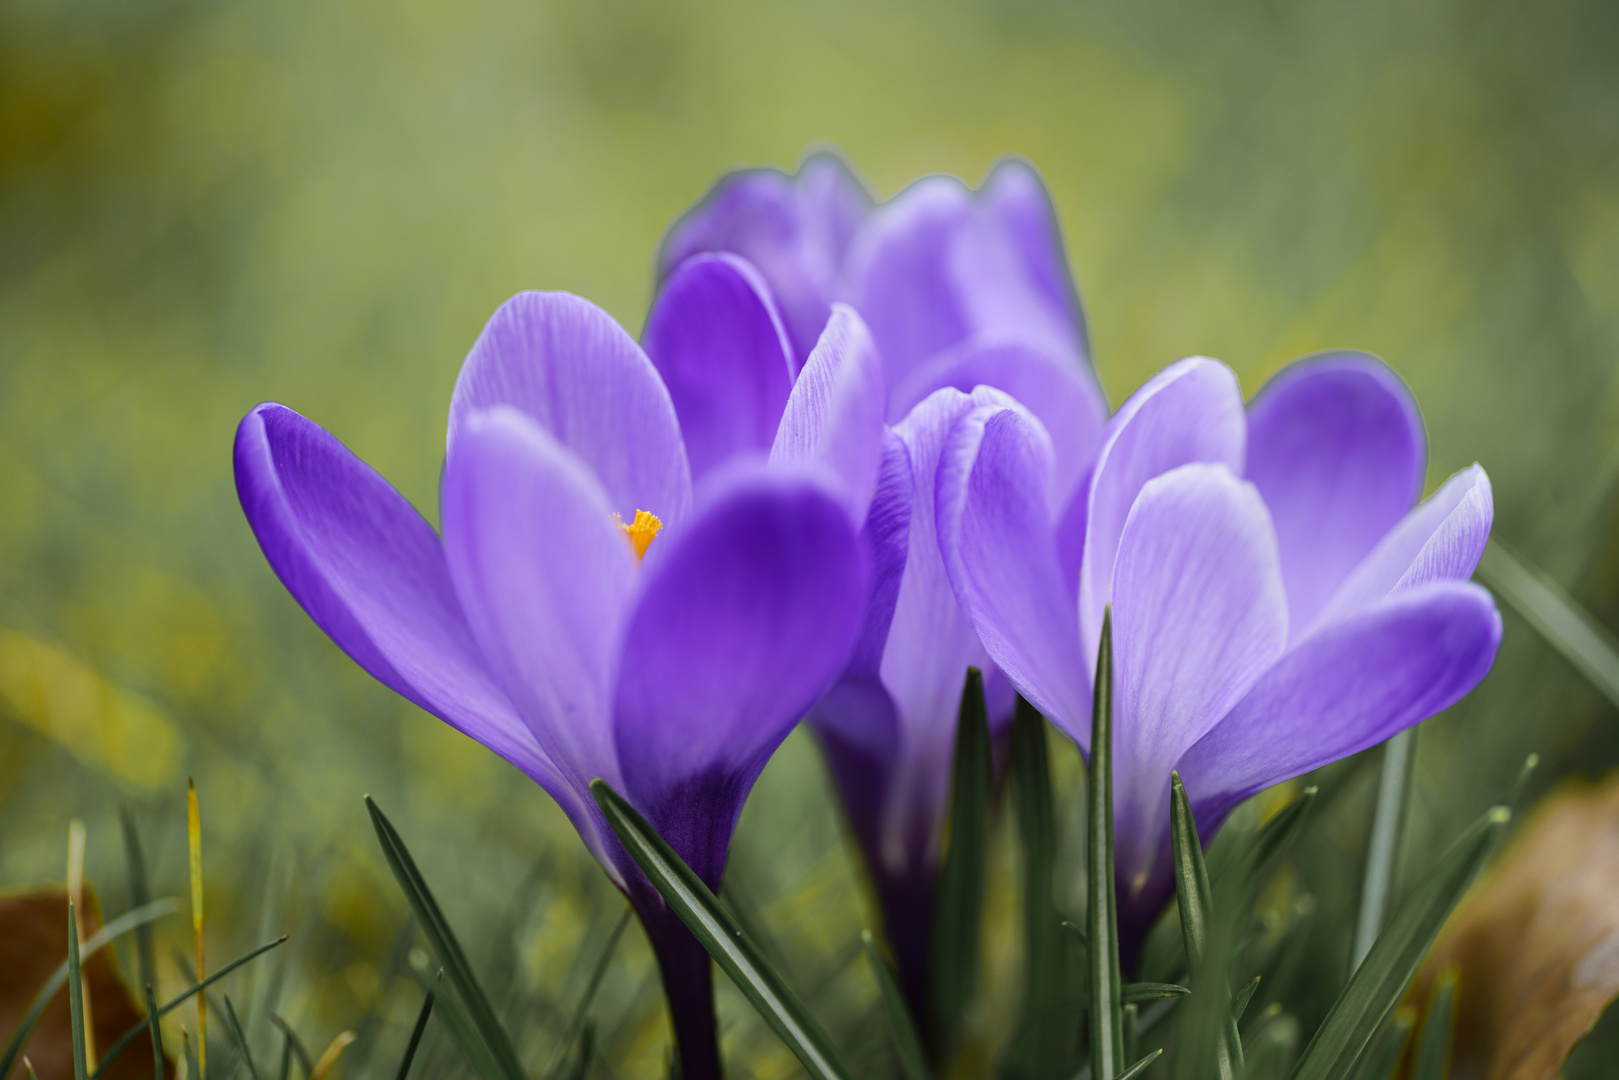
[654, 152, 1109, 1015]
[938, 351, 1503, 965]
[233, 291, 873, 1077]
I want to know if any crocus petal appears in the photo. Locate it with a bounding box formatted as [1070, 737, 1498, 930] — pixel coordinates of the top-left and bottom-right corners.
[643, 254, 796, 480]
[439, 406, 635, 816]
[1079, 357, 1246, 663]
[1110, 463, 1288, 885]
[937, 400, 1091, 745]
[1178, 581, 1503, 826]
[887, 338, 1107, 510]
[844, 164, 1089, 391]
[233, 403, 570, 805]
[1309, 464, 1493, 634]
[844, 431, 914, 678]
[656, 152, 872, 363]
[613, 464, 866, 886]
[769, 304, 886, 525]
[1245, 352, 1426, 634]
[447, 291, 692, 525]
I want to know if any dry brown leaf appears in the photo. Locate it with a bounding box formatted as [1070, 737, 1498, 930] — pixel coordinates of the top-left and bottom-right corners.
[0, 888, 169, 1080]
[1407, 775, 1619, 1080]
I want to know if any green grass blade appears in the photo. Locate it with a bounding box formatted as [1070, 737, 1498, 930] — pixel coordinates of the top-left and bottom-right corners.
[1088, 609, 1125, 1080]
[1288, 807, 1509, 1080]
[222, 996, 262, 1080]
[416, 975, 505, 1080]
[394, 973, 438, 1080]
[270, 1017, 313, 1079]
[1232, 976, 1261, 1023]
[119, 808, 158, 994]
[591, 779, 855, 1080]
[1410, 969, 1456, 1080]
[1010, 695, 1065, 1072]
[929, 666, 993, 1055]
[1477, 540, 1619, 707]
[144, 984, 165, 1080]
[862, 932, 929, 1080]
[0, 898, 181, 1080]
[1348, 1010, 1413, 1080]
[67, 902, 89, 1080]
[1121, 982, 1189, 1003]
[1117, 1049, 1164, 1080]
[278, 1032, 293, 1080]
[364, 796, 526, 1080]
[93, 936, 288, 1079]
[1215, 787, 1318, 901]
[1352, 728, 1418, 973]
[542, 909, 630, 1080]
[1168, 773, 1242, 1080]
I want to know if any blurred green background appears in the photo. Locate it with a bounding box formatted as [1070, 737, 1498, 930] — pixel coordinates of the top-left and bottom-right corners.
[2, 0, 1618, 1074]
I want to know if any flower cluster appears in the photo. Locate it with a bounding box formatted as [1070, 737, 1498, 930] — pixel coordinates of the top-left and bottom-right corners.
[234, 151, 1501, 1075]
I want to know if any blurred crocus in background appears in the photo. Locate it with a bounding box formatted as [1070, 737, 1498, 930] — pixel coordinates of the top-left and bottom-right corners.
[655, 152, 1109, 1018]
[939, 351, 1503, 964]
[233, 291, 874, 1078]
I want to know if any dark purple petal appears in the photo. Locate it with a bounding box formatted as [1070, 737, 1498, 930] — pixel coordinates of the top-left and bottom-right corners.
[1246, 352, 1426, 635]
[1310, 464, 1493, 634]
[233, 404, 578, 817]
[937, 400, 1091, 745]
[643, 254, 796, 480]
[1177, 581, 1503, 824]
[1079, 357, 1246, 663]
[843, 431, 914, 677]
[613, 464, 866, 886]
[1109, 463, 1288, 887]
[770, 304, 886, 525]
[448, 291, 691, 525]
[657, 152, 872, 363]
[439, 406, 634, 813]
[843, 166, 1089, 393]
[887, 338, 1107, 511]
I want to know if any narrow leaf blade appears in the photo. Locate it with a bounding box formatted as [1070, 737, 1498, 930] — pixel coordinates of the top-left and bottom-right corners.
[1168, 772, 1242, 1080]
[591, 779, 855, 1080]
[863, 932, 929, 1080]
[394, 975, 438, 1080]
[1089, 609, 1125, 1080]
[1477, 540, 1619, 708]
[1288, 806, 1509, 1080]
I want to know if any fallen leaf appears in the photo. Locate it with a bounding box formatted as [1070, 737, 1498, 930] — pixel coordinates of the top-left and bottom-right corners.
[1407, 775, 1619, 1080]
[0, 888, 170, 1080]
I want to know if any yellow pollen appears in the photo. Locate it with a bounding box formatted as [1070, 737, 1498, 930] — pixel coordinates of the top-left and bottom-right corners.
[614, 509, 663, 563]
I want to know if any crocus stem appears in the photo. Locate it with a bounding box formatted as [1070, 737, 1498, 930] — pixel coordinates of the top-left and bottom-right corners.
[1352, 726, 1417, 971]
[639, 901, 723, 1079]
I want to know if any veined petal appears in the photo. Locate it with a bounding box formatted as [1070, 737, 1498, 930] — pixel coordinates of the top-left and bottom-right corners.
[1178, 581, 1503, 826]
[1246, 352, 1426, 635]
[233, 404, 575, 811]
[613, 464, 866, 886]
[845, 431, 914, 677]
[887, 338, 1107, 511]
[1079, 357, 1246, 663]
[769, 304, 886, 525]
[937, 399, 1091, 745]
[447, 291, 692, 525]
[1309, 464, 1493, 634]
[656, 152, 872, 364]
[440, 407, 634, 805]
[844, 162, 1091, 392]
[643, 253, 796, 479]
[1110, 463, 1288, 886]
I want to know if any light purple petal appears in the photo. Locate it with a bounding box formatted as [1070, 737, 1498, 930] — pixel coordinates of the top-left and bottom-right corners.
[448, 291, 692, 525]
[657, 152, 872, 363]
[937, 400, 1091, 745]
[233, 404, 578, 820]
[887, 338, 1107, 510]
[642, 254, 796, 480]
[1079, 357, 1246, 664]
[978, 158, 1093, 367]
[1178, 581, 1503, 825]
[769, 304, 886, 525]
[1110, 463, 1288, 886]
[613, 464, 866, 885]
[1245, 352, 1426, 635]
[844, 431, 914, 677]
[439, 406, 634, 811]
[1309, 464, 1493, 634]
[844, 163, 1091, 396]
